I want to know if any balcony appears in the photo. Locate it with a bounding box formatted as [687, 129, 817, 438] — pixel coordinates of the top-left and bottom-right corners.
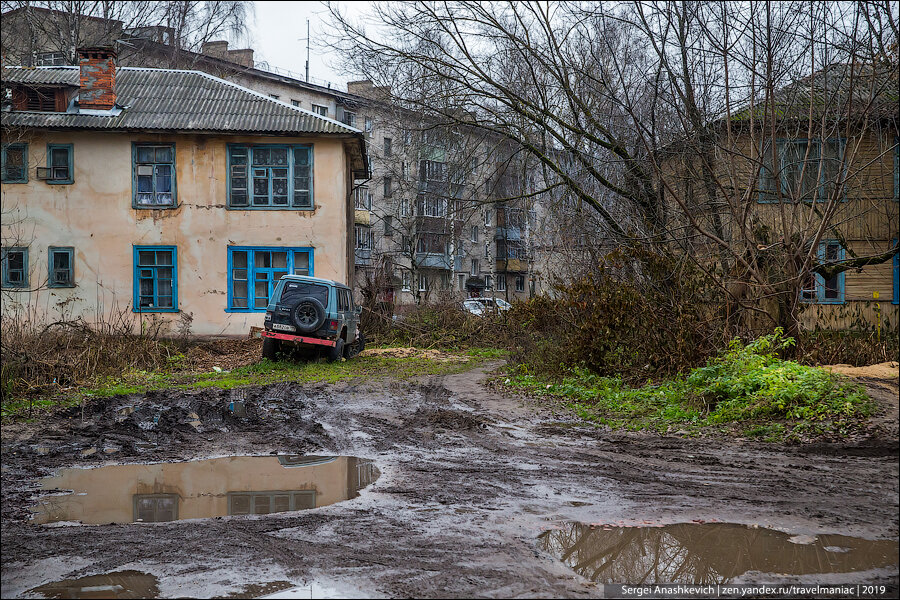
[414, 253, 452, 270]
[495, 258, 527, 273]
[494, 226, 522, 241]
[354, 248, 373, 266]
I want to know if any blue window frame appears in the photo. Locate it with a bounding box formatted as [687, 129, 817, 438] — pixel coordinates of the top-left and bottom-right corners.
[227, 246, 314, 311]
[893, 239, 898, 305]
[1, 143, 28, 183]
[1, 247, 28, 288]
[48, 246, 74, 288]
[227, 145, 313, 209]
[759, 138, 845, 203]
[801, 241, 845, 304]
[45, 144, 73, 184]
[133, 143, 176, 208]
[133, 246, 177, 312]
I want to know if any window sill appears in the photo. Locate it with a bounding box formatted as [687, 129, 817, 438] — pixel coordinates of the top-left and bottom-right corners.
[226, 206, 315, 211]
[0, 179, 28, 184]
[45, 180, 74, 185]
[225, 308, 268, 313]
[48, 284, 76, 289]
[134, 204, 178, 210]
[132, 308, 180, 313]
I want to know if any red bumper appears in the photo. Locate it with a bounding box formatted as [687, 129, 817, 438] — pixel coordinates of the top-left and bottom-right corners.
[262, 329, 336, 347]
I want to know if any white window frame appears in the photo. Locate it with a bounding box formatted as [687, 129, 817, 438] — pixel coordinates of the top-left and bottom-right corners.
[423, 195, 447, 217]
[354, 186, 371, 210]
[355, 225, 373, 250]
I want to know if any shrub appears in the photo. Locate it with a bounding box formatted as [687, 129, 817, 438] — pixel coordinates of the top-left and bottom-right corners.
[505, 248, 723, 382]
[363, 300, 506, 349]
[797, 329, 899, 366]
[1, 311, 187, 404]
[507, 329, 875, 439]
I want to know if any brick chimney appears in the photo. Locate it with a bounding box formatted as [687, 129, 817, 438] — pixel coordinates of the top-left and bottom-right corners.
[78, 47, 117, 110]
[201, 40, 229, 58]
[226, 48, 254, 68]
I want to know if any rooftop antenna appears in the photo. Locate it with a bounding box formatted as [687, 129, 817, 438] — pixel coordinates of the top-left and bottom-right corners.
[298, 19, 310, 82]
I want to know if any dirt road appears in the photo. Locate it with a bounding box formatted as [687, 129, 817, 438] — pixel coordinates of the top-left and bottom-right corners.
[2, 363, 898, 597]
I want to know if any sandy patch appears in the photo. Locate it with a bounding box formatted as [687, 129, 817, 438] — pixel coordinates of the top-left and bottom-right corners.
[360, 347, 468, 362]
[822, 362, 899, 381]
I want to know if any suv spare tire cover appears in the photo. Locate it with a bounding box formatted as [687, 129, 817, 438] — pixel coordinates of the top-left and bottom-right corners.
[290, 298, 327, 333]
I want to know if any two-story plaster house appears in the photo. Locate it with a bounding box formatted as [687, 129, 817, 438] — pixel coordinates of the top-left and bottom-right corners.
[1, 48, 368, 336]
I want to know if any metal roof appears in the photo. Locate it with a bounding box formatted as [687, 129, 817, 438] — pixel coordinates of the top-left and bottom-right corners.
[1, 66, 363, 136]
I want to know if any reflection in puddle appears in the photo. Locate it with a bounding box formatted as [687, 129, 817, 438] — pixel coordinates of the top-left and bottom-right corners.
[540, 522, 899, 584]
[224, 580, 295, 599]
[29, 570, 159, 599]
[32, 455, 379, 525]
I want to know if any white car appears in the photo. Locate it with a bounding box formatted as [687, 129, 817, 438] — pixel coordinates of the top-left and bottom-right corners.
[461, 297, 512, 316]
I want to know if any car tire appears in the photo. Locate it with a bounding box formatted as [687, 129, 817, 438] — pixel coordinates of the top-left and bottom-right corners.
[290, 298, 326, 333]
[326, 337, 345, 363]
[345, 331, 366, 359]
[262, 336, 281, 361]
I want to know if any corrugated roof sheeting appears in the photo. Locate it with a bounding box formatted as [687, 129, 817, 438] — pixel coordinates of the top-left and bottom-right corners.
[2, 66, 359, 135]
[1, 66, 79, 85]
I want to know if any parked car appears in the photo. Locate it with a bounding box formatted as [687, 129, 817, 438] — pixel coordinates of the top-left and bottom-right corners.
[261, 275, 364, 362]
[461, 297, 512, 316]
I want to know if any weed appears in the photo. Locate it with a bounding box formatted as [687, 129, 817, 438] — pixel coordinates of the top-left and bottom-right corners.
[506, 330, 875, 442]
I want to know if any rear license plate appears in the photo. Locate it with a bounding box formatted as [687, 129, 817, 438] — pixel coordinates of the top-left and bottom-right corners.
[272, 323, 296, 332]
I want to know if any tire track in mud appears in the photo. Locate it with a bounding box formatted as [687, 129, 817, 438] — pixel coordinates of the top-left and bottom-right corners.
[2, 364, 898, 598]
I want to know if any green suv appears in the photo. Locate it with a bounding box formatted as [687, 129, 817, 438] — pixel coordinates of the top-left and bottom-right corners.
[261, 275, 364, 362]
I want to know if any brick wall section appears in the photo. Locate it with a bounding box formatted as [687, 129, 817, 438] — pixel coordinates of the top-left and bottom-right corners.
[78, 48, 116, 110]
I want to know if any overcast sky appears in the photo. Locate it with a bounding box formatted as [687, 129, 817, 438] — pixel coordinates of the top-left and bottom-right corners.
[247, 1, 369, 90]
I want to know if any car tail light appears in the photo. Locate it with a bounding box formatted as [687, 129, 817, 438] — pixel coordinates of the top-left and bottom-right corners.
[329, 320, 338, 330]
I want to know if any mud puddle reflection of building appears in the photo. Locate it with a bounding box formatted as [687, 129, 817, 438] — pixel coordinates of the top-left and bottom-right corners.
[540, 522, 899, 583]
[31, 455, 379, 525]
[28, 570, 159, 599]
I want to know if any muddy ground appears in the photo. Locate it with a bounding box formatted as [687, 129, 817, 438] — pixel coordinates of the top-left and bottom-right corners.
[1, 362, 898, 598]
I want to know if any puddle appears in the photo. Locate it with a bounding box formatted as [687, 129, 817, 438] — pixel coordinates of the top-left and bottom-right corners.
[31, 455, 379, 525]
[539, 522, 899, 583]
[224, 580, 294, 598]
[29, 570, 159, 599]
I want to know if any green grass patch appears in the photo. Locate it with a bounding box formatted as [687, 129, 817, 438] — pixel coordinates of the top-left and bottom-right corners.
[506, 329, 875, 442]
[1, 349, 489, 422]
[466, 347, 509, 359]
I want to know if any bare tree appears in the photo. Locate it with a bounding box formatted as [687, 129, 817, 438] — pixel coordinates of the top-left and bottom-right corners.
[326, 1, 899, 338]
[0, 1, 251, 67]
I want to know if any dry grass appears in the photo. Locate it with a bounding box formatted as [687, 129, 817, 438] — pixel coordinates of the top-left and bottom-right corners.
[0, 308, 188, 402]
